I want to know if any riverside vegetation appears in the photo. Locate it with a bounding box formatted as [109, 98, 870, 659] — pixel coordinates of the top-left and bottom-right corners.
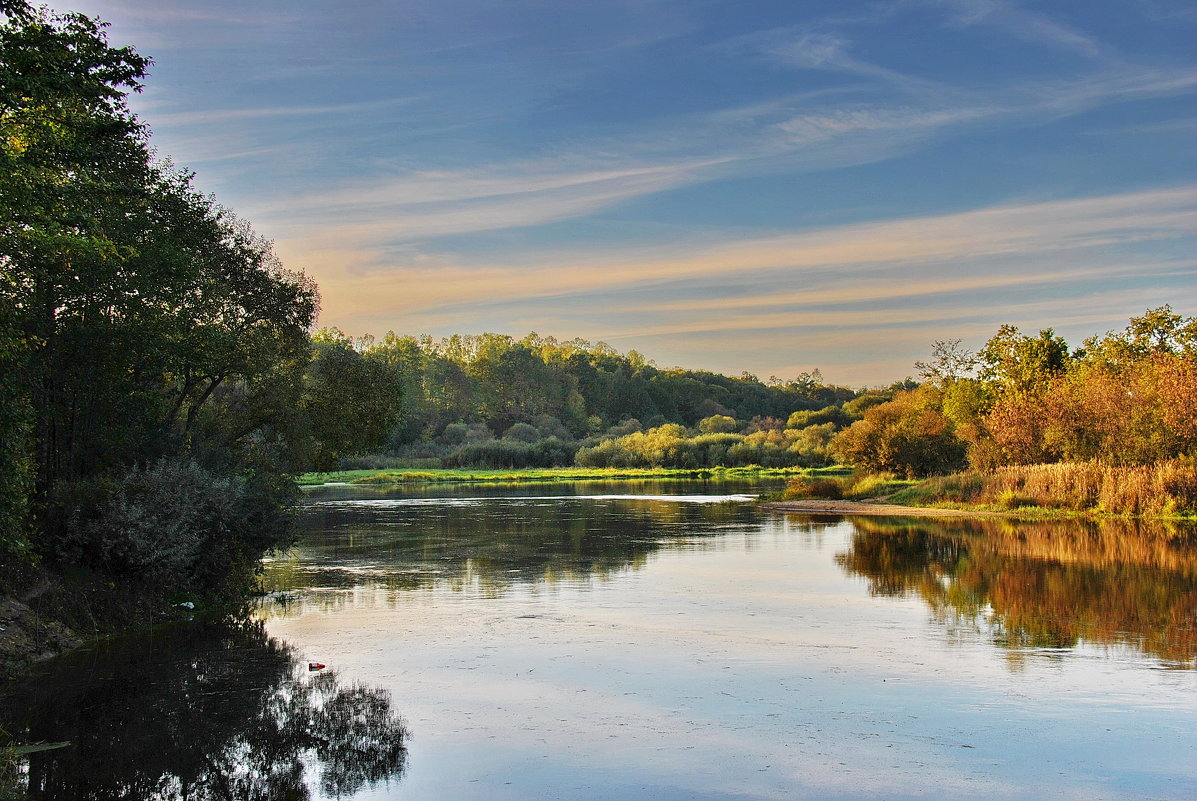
[778, 310, 1197, 518]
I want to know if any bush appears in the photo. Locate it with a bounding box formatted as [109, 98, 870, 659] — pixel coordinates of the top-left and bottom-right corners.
[530, 437, 576, 467]
[831, 387, 967, 477]
[443, 440, 533, 468]
[575, 439, 636, 468]
[780, 476, 844, 500]
[788, 422, 838, 465]
[786, 405, 850, 430]
[502, 422, 541, 443]
[532, 414, 571, 440]
[698, 414, 738, 434]
[443, 437, 578, 468]
[436, 423, 469, 446]
[46, 458, 294, 600]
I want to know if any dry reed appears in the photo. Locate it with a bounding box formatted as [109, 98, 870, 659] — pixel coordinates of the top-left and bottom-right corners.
[897, 459, 1197, 517]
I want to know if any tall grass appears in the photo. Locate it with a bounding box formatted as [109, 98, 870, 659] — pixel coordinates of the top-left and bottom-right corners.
[891, 459, 1197, 518]
[0, 724, 23, 801]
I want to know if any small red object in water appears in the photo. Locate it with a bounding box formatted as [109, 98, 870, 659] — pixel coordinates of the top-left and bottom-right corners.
[308, 662, 326, 671]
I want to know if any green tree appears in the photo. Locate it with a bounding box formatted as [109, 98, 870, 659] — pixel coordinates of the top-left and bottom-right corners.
[301, 329, 403, 470]
[0, 291, 31, 557]
[1081, 305, 1197, 365]
[2, 0, 151, 492]
[978, 325, 1069, 395]
[1, 2, 319, 595]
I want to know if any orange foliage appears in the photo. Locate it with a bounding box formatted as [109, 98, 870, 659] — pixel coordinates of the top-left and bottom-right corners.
[1158, 354, 1197, 443]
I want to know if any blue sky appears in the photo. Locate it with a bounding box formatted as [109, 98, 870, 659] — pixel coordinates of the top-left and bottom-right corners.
[74, 0, 1196, 385]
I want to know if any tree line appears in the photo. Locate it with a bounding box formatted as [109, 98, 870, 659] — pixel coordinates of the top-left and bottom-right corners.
[320, 308, 1196, 482]
[314, 327, 865, 470]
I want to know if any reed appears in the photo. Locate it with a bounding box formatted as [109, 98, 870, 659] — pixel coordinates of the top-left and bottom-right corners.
[0, 724, 21, 801]
[893, 459, 1197, 518]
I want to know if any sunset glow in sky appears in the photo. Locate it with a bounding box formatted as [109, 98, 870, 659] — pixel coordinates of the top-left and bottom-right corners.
[76, 0, 1196, 385]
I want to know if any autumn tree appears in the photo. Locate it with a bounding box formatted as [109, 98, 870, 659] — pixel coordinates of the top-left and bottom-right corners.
[831, 386, 967, 477]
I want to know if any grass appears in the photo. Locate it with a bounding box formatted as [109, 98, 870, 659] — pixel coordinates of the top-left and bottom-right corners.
[297, 465, 832, 486]
[888, 460, 1197, 519]
[770, 460, 1197, 521]
[0, 724, 24, 801]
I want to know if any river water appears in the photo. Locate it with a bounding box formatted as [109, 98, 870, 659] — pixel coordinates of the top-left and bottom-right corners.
[5, 480, 1196, 800]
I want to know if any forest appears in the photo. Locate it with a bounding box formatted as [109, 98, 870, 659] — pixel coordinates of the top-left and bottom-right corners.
[2, 0, 1196, 622]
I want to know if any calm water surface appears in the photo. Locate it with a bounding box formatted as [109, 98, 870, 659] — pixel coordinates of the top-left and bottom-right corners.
[6, 480, 1196, 800]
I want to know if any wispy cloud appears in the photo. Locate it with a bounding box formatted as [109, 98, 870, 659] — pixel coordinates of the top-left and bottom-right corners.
[287, 185, 1196, 321]
[934, 0, 1105, 57]
[242, 58, 1196, 253]
[151, 97, 419, 127]
[263, 160, 719, 244]
[607, 285, 1185, 340]
[626, 259, 1197, 314]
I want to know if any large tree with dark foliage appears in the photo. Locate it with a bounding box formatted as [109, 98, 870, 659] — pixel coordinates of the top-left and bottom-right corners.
[0, 2, 363, 599]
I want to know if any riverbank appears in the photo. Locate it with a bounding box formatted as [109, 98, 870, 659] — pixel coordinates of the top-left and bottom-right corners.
[762, 499, 1011, 517]
[772, 460, 1197, 521]
[297, 465, 822, 486]
[0, 564, 198, 682]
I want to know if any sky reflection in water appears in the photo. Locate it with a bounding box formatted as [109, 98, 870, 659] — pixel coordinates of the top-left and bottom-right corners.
[254, 483, 1197, 800]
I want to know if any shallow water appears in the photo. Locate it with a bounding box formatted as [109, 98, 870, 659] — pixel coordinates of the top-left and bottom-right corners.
[5, 480, 1196, 800]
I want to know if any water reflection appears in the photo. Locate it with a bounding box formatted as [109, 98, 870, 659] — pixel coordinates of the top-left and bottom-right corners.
[264, 481, 786, 609]
[835, 516, 1197, 668]
[0, 618, 409, 800]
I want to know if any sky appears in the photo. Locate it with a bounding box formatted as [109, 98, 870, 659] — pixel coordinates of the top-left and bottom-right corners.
[70, 0, 1196, 386]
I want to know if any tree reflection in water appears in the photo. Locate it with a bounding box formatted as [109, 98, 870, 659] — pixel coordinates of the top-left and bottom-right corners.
[0, 618, 408, 800]
[835, 516, 1197, 667]
[265, 482, 777, 609]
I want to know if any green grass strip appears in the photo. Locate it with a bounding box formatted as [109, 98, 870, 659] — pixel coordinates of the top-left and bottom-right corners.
[297, 465, 825, 486]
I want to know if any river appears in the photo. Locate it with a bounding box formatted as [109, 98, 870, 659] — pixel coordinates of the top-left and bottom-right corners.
[4, 480, 1196, 800]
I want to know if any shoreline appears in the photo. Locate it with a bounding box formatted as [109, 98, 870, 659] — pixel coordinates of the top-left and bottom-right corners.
[297, 465, 819, 486]
[761, 499, 1011, 517]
